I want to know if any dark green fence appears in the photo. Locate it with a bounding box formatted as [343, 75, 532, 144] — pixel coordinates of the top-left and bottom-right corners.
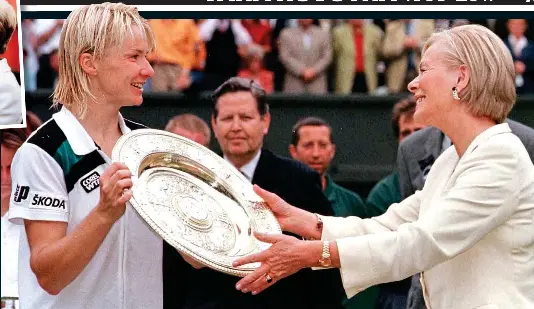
[25, 91, 534, 198]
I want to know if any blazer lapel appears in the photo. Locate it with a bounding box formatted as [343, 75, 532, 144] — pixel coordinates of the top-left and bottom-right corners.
[251, 149, 268, 186]
[412, 127, 444, 187]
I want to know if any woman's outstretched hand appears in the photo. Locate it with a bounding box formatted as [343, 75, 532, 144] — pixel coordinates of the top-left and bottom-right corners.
[253, 185, 319, 238]
[253, 185, 294, 232]
[232, 232, 312, 295]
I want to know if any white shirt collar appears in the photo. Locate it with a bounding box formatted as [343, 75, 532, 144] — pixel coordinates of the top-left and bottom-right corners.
[224, 149, 262, 182]
[52, 107, 131, 156]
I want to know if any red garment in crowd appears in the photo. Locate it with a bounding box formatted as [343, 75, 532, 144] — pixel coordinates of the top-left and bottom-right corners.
[354, 31, 364, 73]
[238, 69, 274, 94]
[241, 20, 271, 49]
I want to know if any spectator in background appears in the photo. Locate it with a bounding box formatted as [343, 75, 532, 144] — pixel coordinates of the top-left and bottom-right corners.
[332, 19, 384, 95]
[0, 0, 23, 126]
[1, 128, 35, 309]
[241, 19, 272, 54]
[165, 113, 211, 147]
[382, 19, 434, 94]
[364, 96, 426, 309]
[22, 19, 39, 91]
[264, 19, 290, 92]
[238, 44, 274, 94]
[504, 19, 534, 94]
[32, 19, 63, 89]
[199, 19, 252, 91]
[148, 19, 206, 92]
[279, 19, 332, 94]
[288, 116, 376, 309]
[289, 116, 367, 218]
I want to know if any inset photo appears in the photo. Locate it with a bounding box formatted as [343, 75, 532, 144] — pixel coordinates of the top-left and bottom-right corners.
[0, 0, 24, 128]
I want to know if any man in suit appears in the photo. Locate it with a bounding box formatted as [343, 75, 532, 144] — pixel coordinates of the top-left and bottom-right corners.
[279, 19, 332, 94]
[332, 19, 384, 95]
[162, 77, 344, 309]
[398, 119, 534, 309]
[382, 19, 435, 94]
[504, 19, 534, 94]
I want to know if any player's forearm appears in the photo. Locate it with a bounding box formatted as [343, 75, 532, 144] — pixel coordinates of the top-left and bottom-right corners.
[29, 208, 116, 295]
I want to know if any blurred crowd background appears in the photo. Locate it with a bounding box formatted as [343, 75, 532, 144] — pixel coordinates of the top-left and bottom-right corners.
[21, 18, 534, 95]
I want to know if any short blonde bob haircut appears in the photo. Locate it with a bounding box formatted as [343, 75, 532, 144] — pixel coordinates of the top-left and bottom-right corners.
[423, 24, 516, 123]
[0, 1, 17, 54]
[52, 2, 155, 118]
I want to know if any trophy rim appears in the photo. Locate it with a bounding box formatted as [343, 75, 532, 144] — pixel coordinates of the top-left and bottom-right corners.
[112, 128, 281, 277]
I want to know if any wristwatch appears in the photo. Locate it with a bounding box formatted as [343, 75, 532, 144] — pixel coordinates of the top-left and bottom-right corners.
[318, 241, 332, 267]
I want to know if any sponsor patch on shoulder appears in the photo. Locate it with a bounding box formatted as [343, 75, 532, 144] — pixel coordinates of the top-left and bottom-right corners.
[30, 194, 67, 211]
[13, 184, 69, 213]
[80, 171, 100, 193]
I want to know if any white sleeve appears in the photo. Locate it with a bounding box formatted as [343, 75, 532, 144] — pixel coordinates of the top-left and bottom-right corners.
[231, 21, 252, 45]
[320, 190, 422, 240]
[334, 136, 522, 298]
[31, 19, 55, 37]
[0, 71, 23, 126]
[198, 19, 218, 42]
[8, 143, 69, 225]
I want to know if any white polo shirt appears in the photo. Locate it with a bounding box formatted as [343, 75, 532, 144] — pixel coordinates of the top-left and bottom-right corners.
[1, 212, 21, 300]
[8, 107, 163, 309]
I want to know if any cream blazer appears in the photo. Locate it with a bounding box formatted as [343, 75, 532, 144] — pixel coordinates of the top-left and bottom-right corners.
[319, 123, 534, 309]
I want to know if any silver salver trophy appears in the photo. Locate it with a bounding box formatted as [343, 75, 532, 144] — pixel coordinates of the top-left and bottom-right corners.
[111, 129, 281, 277]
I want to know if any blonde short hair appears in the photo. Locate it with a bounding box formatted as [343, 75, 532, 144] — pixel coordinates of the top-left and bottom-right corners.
[52, 2, 155, 118]
[165, 114, 211, 144]
[423, 24, 516, 123]
[0, 1, 17, 54]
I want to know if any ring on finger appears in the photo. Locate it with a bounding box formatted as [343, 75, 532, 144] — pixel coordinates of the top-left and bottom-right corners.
[265, 274, 273, 283]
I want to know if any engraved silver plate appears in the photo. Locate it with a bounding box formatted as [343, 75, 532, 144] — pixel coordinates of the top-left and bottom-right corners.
[111, 129, 281, 277]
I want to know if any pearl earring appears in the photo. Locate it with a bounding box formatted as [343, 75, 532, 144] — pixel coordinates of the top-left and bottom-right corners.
[452, 87, 460, 100]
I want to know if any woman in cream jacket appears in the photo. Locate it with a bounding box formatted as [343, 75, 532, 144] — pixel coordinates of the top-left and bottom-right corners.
[232, 24, 534, 309]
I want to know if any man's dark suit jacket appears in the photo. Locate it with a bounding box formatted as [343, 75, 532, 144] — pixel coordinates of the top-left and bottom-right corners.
[163, 149, 345, 309]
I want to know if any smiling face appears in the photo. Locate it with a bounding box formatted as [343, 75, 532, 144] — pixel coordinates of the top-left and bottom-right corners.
[407, 43, 462, 128]
[212, 91, 270, 162]
[88, 26, 154, 108]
